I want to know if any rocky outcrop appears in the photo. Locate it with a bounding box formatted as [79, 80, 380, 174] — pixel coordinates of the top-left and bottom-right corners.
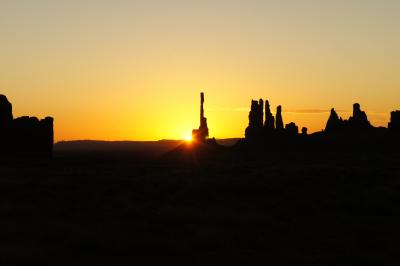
[275, 105, 284, 131]
[245, 99, 304, 141]
[325, 104, 372, 133]
[301, 127, 308, 136]
[348, 103, 371, 130]
[249, 99, 263, 128]
[0, 95, 13, 128]
[264, 100, 275, 130]
[285, 122, 298, 136]
[245, 99, 264, 140]
[192, 92, 209, 141]
[0, 95, 53, 157]
[241, 97, 400, 151]
[325, 108, 343, 133]
[389, 111, 400, 131]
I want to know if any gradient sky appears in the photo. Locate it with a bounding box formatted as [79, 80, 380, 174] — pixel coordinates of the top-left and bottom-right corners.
[1, 0, 399, 141]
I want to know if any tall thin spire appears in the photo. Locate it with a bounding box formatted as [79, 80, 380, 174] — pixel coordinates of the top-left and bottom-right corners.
[200, 92, 204, 124]
[192, 92, 209, 141]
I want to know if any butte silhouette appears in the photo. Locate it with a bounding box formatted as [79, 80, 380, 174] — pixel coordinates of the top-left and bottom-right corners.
[0, 95, 54, 157]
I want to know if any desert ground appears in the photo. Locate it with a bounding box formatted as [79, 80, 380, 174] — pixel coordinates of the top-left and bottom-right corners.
[1, 142, 399, 265]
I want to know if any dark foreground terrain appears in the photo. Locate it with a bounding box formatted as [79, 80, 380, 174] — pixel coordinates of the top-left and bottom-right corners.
[1, 147, 400, 265]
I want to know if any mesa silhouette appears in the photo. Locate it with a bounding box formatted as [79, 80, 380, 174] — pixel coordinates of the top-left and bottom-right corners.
[0, 95, 53, 157]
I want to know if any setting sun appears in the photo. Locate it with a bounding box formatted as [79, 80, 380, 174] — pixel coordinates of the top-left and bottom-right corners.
[184, 134, 193, 142]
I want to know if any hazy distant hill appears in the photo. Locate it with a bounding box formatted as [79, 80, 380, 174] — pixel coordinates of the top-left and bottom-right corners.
[216, 138, 241, 146]
[54, 138, 240, 156]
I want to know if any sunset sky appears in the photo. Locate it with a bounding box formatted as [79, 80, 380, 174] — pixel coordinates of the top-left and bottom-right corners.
[1, 0, 399, 141]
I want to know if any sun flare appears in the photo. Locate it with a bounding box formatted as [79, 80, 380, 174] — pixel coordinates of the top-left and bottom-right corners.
[184, 134, 193, 142]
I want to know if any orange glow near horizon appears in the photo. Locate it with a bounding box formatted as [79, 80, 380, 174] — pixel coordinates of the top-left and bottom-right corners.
[1, 1, 400, 142]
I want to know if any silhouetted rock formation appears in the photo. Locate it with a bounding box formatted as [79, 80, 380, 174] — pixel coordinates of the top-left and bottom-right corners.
[264, 100, 275, 130]
[192, 92, 209, 142]
[285, 122, 298, 136]
[275, 105, 284, 131]
[0, 95, 53, 157]
[244, 99, 303, 146]
[241, 97, 400, 152]
[0, 95, 13, 128]
[301, 127, 308, 136]
[348, 103, 371, 130]
[389, 111, 400, 131]
[245, 99, 264, 140]
[325, 104, 372, 134]
[325, 108, 344, 133]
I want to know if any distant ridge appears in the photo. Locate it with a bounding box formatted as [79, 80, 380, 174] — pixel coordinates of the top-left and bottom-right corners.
[54, 139, 240, 156]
